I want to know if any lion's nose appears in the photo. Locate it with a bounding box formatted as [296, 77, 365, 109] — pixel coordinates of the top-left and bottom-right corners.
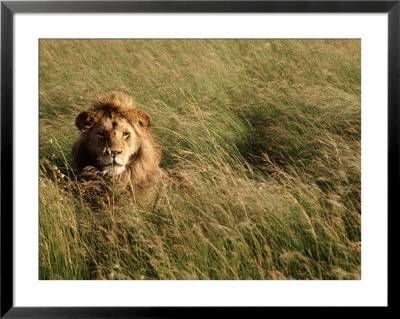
[107, 149, 122, 158]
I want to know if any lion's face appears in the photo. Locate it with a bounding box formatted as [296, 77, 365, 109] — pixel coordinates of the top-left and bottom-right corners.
[73, 92, 161, 184]
[86, 115, 140, 176]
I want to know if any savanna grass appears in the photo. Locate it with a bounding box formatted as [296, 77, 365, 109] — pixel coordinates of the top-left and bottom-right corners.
[39, 39, 361, 280]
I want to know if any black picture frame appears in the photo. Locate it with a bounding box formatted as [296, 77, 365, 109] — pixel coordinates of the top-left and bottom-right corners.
[1, 1, 395, 317]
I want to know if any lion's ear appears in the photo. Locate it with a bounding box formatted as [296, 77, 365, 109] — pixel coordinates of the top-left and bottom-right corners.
[75, 111, 95, 132]
[137, 110, 151, 128]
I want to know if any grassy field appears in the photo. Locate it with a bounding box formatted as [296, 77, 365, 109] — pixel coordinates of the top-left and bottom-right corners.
[39, 39, 361, 280]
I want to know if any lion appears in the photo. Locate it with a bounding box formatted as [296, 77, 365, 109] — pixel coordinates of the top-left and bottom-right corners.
[72, 92, 165, 202]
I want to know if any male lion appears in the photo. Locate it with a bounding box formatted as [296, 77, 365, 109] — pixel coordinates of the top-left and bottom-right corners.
[72, 92, 164, 201]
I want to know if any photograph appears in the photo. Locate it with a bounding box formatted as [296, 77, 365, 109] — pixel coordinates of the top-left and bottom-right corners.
[39, 39, 361, 280]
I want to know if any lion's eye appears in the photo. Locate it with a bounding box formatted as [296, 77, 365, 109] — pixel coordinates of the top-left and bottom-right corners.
[123, 132, 130, 138]
[97, 132, 106, 139]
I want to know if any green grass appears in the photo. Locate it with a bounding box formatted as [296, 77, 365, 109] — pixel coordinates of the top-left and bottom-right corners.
[39, 39, 361, 280]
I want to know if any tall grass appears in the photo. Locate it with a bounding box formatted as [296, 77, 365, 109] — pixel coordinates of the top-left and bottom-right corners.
[39, 39, 361, 280]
